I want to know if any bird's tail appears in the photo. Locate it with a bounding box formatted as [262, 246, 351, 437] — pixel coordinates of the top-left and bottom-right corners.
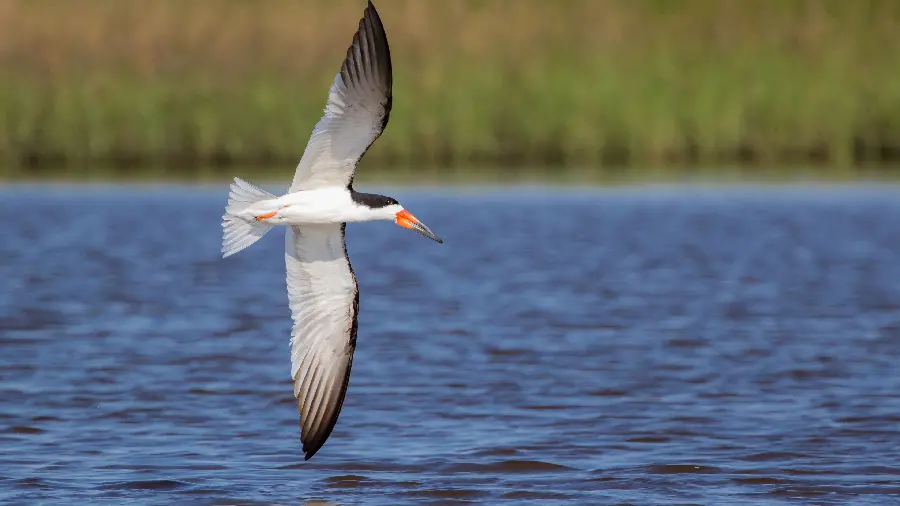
[221, 177, 276, 258]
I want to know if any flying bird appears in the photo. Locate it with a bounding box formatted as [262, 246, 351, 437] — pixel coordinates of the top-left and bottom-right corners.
[221, 1, 442, 460]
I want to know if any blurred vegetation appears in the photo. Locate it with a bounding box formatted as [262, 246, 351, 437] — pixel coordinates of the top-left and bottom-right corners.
[1, 0, 899, 180]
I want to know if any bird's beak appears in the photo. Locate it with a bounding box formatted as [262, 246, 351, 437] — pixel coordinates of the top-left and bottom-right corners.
[395, 210, 443, 244]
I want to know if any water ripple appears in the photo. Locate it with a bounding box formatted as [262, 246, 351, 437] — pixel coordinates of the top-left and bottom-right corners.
[2, 185, 900, 504]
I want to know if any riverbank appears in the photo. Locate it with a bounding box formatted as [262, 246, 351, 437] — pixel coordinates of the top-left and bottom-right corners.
[1, 0, 898, 179]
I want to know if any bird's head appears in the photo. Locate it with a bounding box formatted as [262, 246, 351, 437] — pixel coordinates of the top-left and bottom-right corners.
[352, 192, 443, 243]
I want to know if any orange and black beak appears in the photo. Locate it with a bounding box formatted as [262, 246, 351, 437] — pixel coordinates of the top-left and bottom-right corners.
[395, 210, 443, 244]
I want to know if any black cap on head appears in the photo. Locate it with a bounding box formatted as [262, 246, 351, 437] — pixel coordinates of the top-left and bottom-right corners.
[350, 191, 398, 209]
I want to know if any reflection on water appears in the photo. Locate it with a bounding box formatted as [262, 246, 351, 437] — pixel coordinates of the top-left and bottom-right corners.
[2, 184, 900, 504]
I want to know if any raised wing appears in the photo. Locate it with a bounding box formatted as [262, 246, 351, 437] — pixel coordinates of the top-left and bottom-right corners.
[289, 1, 393, 192]
[286, 224, 359, 460]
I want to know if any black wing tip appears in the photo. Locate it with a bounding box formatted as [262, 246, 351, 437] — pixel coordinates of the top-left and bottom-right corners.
[299, 398, 346, 462]
[338, 0, 392, 137]
[303, 441, 323, 461]
[300, 418, 341, 462]
[358, 0, 386, 42]
[366, 1, 379, 19]
[346, 0, 392, 79]
[365, 1, 387, 36]
[366, 1, 391, 59]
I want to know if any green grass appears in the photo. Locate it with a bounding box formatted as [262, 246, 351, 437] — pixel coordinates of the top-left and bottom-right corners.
[1, 0, 900, 180]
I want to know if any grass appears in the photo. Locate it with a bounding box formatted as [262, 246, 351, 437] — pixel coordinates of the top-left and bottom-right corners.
[1, 0, 899, 179]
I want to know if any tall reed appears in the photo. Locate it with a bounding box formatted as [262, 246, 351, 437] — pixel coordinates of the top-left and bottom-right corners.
[1, 0, 899, 179]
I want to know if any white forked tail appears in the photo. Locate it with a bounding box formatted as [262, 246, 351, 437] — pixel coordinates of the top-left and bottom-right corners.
[222, 177, 276, 258]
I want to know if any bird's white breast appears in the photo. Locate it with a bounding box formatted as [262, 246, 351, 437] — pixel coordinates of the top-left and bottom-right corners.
[274, 188, 372, 224]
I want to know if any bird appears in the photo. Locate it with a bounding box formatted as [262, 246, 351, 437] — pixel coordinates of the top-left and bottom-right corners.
[220, 0, 442, 460]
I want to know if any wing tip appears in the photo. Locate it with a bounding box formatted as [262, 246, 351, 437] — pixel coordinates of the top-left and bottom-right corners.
[302, 440, 323, 461]
[299, 417, 336, 462]
[339, 0, 391, 90]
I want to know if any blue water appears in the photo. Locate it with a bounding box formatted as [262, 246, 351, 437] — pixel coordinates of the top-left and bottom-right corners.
[2, 184, 900, 505]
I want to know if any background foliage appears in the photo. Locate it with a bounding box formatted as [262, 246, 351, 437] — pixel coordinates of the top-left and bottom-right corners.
[1, 0, 899, 179]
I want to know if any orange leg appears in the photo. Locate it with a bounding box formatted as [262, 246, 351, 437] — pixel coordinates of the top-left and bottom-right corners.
[254, 205, 288, 221]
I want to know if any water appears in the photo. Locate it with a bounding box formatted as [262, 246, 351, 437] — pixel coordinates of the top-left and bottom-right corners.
[2, 184, 900, 505]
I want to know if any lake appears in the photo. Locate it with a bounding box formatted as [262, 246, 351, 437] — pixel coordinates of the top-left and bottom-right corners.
[2, 183, 900, 505]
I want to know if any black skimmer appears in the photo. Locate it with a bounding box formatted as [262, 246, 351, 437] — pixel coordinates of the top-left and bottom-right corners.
[220, 1, 442, 460]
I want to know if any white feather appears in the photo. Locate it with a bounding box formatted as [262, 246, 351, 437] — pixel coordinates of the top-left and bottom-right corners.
[289, 71, 390, 191]
[221, 178, 276, 258]
[286, 225, 357, 456]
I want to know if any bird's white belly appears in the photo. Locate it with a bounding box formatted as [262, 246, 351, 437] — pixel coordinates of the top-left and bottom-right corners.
[255, 188, 362, 225]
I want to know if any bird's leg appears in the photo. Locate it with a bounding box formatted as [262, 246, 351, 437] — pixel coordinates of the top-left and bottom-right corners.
[255, 205, 290, 221]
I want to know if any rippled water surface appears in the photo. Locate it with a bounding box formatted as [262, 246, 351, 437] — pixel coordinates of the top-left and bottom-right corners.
[3, 184, 900, 505]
